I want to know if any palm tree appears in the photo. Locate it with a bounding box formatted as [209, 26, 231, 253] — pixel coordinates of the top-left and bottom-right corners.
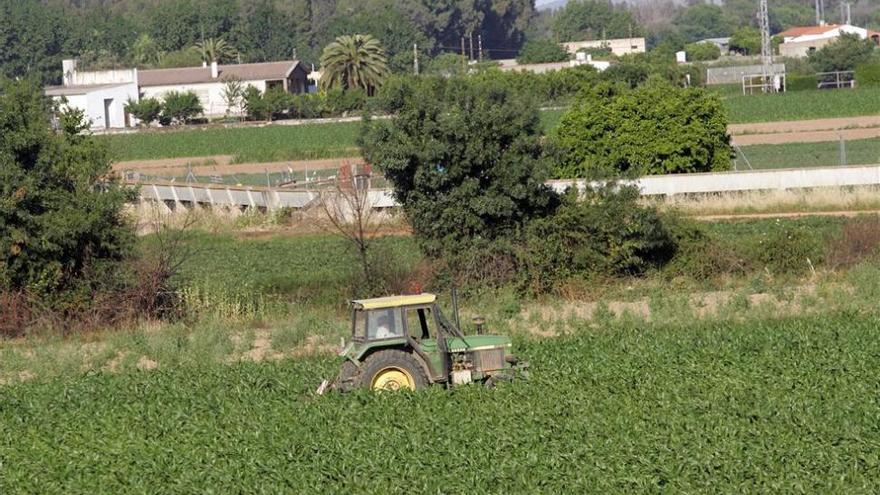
[195, 38, 237, 64]
[320, 34, 389, 94]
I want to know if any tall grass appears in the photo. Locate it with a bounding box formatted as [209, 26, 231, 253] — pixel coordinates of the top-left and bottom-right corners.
[724, 87, 880, 124]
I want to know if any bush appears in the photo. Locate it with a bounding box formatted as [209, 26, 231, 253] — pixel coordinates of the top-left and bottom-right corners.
[161, 90, 203, 125]
[552, 78, 731, 178]
[747, 222, 824, 275]
[855, 63, 880, 88]
[124, 97, 162, 126]
[289, 94, 323, 119]
[729, 27, 760, 55]
[521, 186, 676, 294]
[0, 80, 135, 322]
[787, 74, 818, 91]
[323, 88, 366, 115]
[808, 33, 876, 73]
[684, 42, 721, 62]
[517, 39, 569, 64]
[361, 76, 559, 258]
[662, 216, 750, 280]
[826, 216, 880, 269]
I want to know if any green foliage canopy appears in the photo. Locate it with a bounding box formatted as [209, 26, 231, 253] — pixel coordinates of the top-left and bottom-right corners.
[552, 79, 731, 178]
[0, 79, 134, 301]
[517, 39, 570, 64]
[808, 33, 877, 73]
[361, 77, 558, 256]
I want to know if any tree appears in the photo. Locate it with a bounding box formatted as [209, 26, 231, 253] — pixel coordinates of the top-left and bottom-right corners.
[517, 39, 570, 64]
[195, 38, 237, 64]
[131, 33, 163, 67]
[0, 79, 134, 304]
[729, 27, 761, 55]
[156, 47, 203, 69]
[552, 0, 639, 42]
[221, 77, 244, 118]
[160, 91, 204, 125]
[808, 33, 877, 73]
[125, 97, 162, 127]
[320, 34, 390, 94]
[673, 4, 732, 42]
[361, 77, 558, 257]
[552, 78, 731, 178]
[684, 42, 722, 62]
[0, 1, 68, 84]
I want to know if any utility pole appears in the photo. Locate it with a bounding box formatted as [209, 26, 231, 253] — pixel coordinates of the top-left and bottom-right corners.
[815, 0, 825, 25]
[469, 32, 474, 61]
[461, 36, 466, 70]
[846, 2, 852, 24]
[759, 0, 776, 93]
[413, 43, 419, 75]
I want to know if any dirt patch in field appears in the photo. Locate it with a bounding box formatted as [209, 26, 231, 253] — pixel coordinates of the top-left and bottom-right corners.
[729, 116, 880, 135]
[137, 356, 158, 371]
[115, 156, 363, 177]
[732, 127, 880, 146]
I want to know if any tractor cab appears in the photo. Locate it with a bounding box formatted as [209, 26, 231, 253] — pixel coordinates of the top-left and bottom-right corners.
[326, 293, 524, 393]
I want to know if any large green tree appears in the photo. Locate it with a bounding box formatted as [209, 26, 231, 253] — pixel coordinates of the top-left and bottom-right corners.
[0, 79, 134, 302]
[320, 34, 390, 93]
[361, 77, 558, 256]
[552, 78, 731, 178]
[553, 0, 639, 42]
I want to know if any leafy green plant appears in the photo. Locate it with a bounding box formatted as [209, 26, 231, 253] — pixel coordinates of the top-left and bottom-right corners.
[124, 97, 162, 126]
[160, 90, 204, 125]
[517, 39, 569, 64]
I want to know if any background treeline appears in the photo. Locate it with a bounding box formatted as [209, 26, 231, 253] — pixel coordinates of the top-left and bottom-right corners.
[6, 0, 880, 86]
[1, 0, 536, 84]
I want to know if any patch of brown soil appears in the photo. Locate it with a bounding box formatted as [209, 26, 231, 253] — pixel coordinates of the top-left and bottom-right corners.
[729, 116, 880, 136]
[115, 156, 363, 177]
[137, 356, 158, 371]
[103, 351, 129, 373]
[732, 127, 880, 146]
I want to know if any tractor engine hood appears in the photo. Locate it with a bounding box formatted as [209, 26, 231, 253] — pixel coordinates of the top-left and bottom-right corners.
[445, 335, 512, 353]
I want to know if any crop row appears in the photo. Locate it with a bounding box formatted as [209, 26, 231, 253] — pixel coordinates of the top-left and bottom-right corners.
[2, 313, 879, 492]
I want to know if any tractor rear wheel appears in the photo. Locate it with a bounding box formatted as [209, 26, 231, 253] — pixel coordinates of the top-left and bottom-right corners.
[359, 350, 428, 392]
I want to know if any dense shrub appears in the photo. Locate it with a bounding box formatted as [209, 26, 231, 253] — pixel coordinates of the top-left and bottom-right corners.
[160, 90, 204, 125]
[0, 80, 135, 321]
[517, 39, 569, 64]
[826, 216, 880, 269]
[552, 78, 731, 178]
[322, 88, 367, 115]
[124, 97, 162, 126]
[808, 33, 876, 73]
[748, 222, 824, 275]
[855, 63, 880, 88]
[361, 76, 559, 259]
[662, 216, 751, 280]
[521, 187, 675, 294]
[786, 74, 818, 91]
[684, 42, 721, 62]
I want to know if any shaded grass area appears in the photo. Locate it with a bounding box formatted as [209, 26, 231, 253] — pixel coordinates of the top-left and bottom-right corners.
[102, 122, 361, 162]
[3, 313, 880, 492]
[723, 87, 880, 124]
[738, 137, 880, 169]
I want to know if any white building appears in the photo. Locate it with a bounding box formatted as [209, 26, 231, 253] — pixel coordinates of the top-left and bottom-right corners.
[44, 60, 139, 130]
[44, 58, 309, 130]
[561, 38, 646, 57]
[777, 24, 880, 58]
[497, 53, 611, 74]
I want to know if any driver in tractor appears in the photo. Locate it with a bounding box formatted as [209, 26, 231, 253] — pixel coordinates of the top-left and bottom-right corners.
[374, 313, 401, 339]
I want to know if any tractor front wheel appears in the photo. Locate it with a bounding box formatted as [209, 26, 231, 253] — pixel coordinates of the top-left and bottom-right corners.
[359, 350, 428, 392]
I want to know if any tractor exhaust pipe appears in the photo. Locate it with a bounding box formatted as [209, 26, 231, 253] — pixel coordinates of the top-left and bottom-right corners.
[452, 287, 462, 332]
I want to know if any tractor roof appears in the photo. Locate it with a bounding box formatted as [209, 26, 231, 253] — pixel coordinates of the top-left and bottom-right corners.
[351, 293, 437, 310]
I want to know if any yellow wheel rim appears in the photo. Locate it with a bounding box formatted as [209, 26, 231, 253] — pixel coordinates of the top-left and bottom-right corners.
[371, 367, 415, 391]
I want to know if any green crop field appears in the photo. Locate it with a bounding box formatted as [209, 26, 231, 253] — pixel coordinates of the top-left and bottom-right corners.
[724, 87, 880, 124]
[3, 313, 880, 492]
[737, 138, 880, 170]
[102, 122, 361, 163]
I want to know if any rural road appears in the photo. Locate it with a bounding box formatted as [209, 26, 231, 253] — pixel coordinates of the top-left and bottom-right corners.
[114, 156, 365, 176]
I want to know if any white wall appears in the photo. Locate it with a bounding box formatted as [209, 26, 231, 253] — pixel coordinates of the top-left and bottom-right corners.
[141, 79, 268, 118]
[53, 83, 139, 130]
[562, 38, 646, 56]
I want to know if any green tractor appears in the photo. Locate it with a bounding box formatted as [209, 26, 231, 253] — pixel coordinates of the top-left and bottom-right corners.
[317, 293, 526, 393]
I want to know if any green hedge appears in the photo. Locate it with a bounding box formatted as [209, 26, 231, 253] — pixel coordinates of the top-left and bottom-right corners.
[855, 63, 880, 88]
[786, 74, 817, 92]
